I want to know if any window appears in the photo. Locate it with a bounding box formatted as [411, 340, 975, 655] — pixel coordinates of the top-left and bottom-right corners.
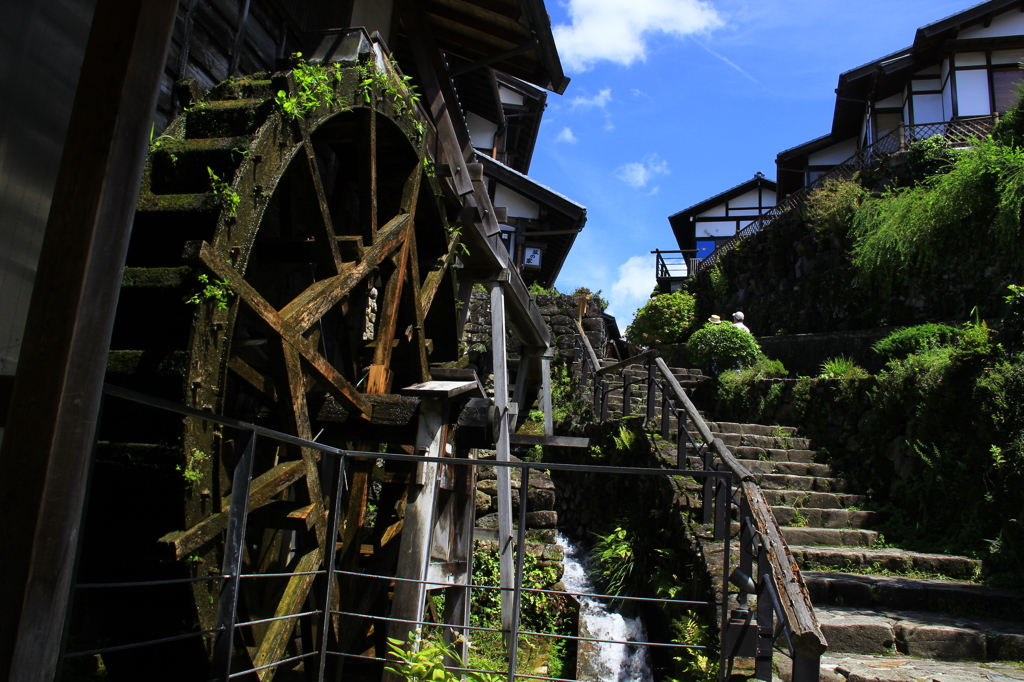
[993, 68, 1024, 113]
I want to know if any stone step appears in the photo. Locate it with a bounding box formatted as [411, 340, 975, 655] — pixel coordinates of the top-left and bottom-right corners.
[713, 432, 812, 450]
[770, 506, 880, 529]
[804, 572, 1024, 622]
[762, 490, 868, 509]
[778, 653, 1024, 682]
[780, 527, 878, 547]
[814, 605, 1024, 660]
[756, 473, 850, 493]
[735, 458, 835, 477]
[731, 446, 817, 464]
[705, 422, 799, 437]
[787, 546, 980, 580]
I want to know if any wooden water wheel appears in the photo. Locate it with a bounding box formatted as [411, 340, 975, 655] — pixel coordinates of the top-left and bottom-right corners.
[75, 54, 466, 680]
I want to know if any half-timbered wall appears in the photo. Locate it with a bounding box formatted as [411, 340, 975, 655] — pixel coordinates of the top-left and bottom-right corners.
[690, 183, 775, 259]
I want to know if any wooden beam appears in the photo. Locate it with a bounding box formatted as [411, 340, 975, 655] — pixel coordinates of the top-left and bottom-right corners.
[252, 546, 324, 681]
[193, 241, 374, 418]
[279, 213, 410, 333]
[159, 460, 307, 559]
[489, 282, 514, 641]
[0, 2, 178, 678]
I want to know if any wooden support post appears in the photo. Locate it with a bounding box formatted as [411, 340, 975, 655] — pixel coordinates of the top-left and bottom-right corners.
[490, 281, 514, 643]
[646, 361, 657, 426]
[0, 2, 178, 678]
[540, 353, 553, 437]
[389, 397, 446, 643]
[457, 279, 474, 340]
[755, 537, 774, 681]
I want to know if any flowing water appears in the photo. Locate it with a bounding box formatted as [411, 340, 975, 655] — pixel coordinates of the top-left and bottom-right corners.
[557, 533, 652, 682]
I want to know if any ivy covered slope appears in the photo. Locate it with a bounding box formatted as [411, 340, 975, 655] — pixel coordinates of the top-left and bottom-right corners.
[686, 105, 1024, 334]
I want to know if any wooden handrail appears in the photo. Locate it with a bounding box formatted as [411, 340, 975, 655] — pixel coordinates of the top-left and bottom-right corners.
[595, 349, 659, 377]
[574, 319, 601, 373]
[652, 356, 826, 658]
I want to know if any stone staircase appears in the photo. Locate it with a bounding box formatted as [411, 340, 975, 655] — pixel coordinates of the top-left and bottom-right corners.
[695, 420, 1024, 682]
[574, 356, 1024, 679]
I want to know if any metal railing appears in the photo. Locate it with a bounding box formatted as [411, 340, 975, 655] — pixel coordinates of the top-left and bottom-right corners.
[696, 115, 997, 274]
[63, 382, 735, 681]
[571, 322, 827, 680]
[653, 249, 698, 282]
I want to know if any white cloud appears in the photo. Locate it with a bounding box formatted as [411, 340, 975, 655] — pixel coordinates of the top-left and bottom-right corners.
[616, 154, 670, 188]
[609, 255, 655, 322]
[554, 0, 725, 72]
[570, 87, 612, 110]
[556, 126, 578, 143]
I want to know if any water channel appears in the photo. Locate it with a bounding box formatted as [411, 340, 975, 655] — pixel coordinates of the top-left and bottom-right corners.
[557, 533, 653, 682]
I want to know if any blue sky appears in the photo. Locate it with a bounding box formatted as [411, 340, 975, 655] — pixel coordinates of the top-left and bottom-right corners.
[529, 0, 974, 323]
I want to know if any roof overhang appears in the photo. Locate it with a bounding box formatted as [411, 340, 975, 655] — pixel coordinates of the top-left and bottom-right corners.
[477, 153, 586, 286]
[422, 0, 569, 94]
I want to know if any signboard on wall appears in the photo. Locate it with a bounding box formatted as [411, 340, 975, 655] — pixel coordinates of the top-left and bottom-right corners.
[523, 246, 543, 269]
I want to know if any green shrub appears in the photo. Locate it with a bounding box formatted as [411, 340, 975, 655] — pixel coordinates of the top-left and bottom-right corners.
[804, 176, 868, 241]
[385, 631, 501, 682]
[873, 324, 960, 362]
[685, 322, 762, 373]
[992, 79, 1024, 148]
[819, 355, 870, 379]
[850, 139, 1024, 290]
[1002, 284, 1024, 350]
[625, 292, 697, 346]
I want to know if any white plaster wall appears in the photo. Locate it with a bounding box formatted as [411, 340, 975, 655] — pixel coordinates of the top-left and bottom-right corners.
[876, 92, 903, 108]
[959, 10, 1024, 39]
[696, 204, 727, 218]
[993, 49, 1024, 64]
[956, 69, 992, 116]
[466, 111, 497, 149]
[498, 85, 524, 106]
[808, 137, 857, 165]
[697, 222, 736, 238]
[493, 183, 540, 219]
[913, 93, 944, 123]
[730, 189, 762, 208]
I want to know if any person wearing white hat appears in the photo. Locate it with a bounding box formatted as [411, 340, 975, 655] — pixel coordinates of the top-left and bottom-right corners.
[732, 311, 750, 333]
[708, 314, 722, 324]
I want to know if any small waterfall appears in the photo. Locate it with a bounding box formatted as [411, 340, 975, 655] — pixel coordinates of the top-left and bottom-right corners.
[557, 533, 652, 682]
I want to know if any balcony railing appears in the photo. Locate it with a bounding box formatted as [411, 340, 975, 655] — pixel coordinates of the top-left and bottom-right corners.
[653, 249, 698, 285]
[695, 115, 998, 274]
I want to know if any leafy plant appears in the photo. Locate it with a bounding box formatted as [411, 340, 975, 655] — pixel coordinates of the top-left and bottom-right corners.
[1002, 284, 1024, 350]
[872, 324, 960, 363]
[177, 448, 208, 483]
[804, 175, 868, 241]
[685, 322, 763, 374]
[528, 282, 558, 297]
[625, 292, 697, 346]
[591, 511, 687, 601]
[385, 630, 501, 682]
[850, 138, 1024, 290]
[207, 167, 240, 217]
[819, 355, 869, 379]
[185, 273, 233, 310]
[666, 616, 718, 682]
[571, 287, 608, 310]
[708, 264, 728, 300]
[275, 53, 344, 119]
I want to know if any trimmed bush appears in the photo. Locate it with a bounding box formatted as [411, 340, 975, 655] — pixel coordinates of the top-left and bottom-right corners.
[625, 292, 697, 346]
[685, 322, 763, 373]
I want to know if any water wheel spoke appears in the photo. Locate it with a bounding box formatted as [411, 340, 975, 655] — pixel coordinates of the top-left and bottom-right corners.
[194, 240, 373, 418]
[269, 341, 327, 541]
[160, 460, 307, 560]
[298, 130, 346, 276]
[278, 214, 410, 334]
[251, 545, 324, 681]
[420, 234, 462, 316]
[229, 355, 278, 402]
